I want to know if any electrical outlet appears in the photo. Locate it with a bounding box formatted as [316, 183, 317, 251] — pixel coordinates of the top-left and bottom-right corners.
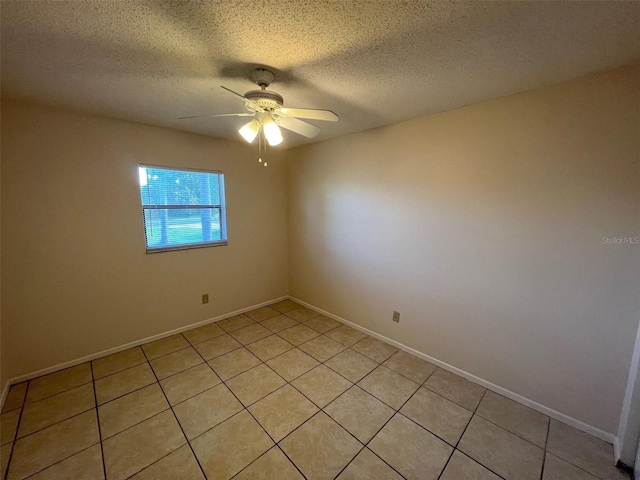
[392, 311, 400, 323]
[202, 294, 209, 304]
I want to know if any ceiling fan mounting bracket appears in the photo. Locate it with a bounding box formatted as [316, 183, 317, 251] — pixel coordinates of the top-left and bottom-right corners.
[251, 68, 274, 89]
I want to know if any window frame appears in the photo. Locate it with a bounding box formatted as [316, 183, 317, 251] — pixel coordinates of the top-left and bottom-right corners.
[138, 163, 228, 253]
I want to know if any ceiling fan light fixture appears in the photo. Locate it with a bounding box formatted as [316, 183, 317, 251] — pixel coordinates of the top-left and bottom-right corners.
[239, 119, 261, 143]
[263, 117, 283, 146]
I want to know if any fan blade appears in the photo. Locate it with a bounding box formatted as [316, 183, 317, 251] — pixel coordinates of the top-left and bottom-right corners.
[178, 113, 254, 120]
[220, 85, 264, 112]
[220, 85, 246, 101]
[276, 116, 320, 138]
[280, 107, 338, 122]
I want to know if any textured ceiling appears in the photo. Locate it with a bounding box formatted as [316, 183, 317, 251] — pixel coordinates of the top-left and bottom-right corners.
[2, 1, 639, 148]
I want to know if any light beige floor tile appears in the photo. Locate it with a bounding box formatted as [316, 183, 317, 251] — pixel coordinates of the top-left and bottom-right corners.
[358, 366, 419, 410]
[266, 348, 320, 381]
[193, 334, 241, 360]
[217, 314, 255, 333]
[235, 446, 303, 480]
[183, 322, 225, 345]
[173, 383, 243, 440]
[546, 419, 628, 480]
[440, 450, 501, 480]
[304, 314, 343, 334]
[400, 387, 472, 445]
[92, 348, 146, 380]
[1, 410, 20, 446]
[26, 364, 92, 404]
[247, 335, 294, 361]
[383, 350, 436, 384]
[298, 335, 346, 362]
[292, 365, 352, 408]
[150, 347, 203, 380]
[18, 383, 95, 438]
[8, 410, 99, 480]
[325, 325, 368, 347]
[261, 314, 299, 333]
[369, 414, 452, 480]
[246, 306, 280, 322]
[476, 391, 549, 447]
[226, 364, 286, 406]
[424, 368, 486, 411]
[29, 444, 104, 480]
[351, 337, 398, 363]
[325, 386, 394, 443]
[325, 349, 378, 382]
[2, 383, 27, 413]
[285, 306, 320, 322]
[142, 334, 189, 360]
[230, 324, 272, 345]
[98, 383, 168, 439]
[249, 385, 318, 441]
[160, 363, 220, 405]
[95, 363, 155, 405]
[280, 412, 362, 480]
[192, 410, 274, 480]
[208, 348, 261, 381]
[542, 452, 600, 480]
[278, 324, 320, 346]
[131, 444, 204, 479]
[458, 416, 544, 480]
[270, 299, 302, 314]
[2, 443, 13, 479]
[337, 448, 403, 480]
[102, 410, 186, 480]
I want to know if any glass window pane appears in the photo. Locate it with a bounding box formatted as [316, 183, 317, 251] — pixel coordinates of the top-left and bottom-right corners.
[139, 165, 226, 252]
[139, 168, 221, 206]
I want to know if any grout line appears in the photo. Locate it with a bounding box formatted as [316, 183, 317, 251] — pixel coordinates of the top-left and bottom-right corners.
[93, 359, 148, 382]
[472, 412, 547, 452]
[13, 405, 96, 444]
[449, 390, 512, 479]
[435, 387, 487, 480]
[19, 443, 102, 480]
[6, 300, 575, 480]
[456, 389, 486, 450]
[290, 296, 618, 445]
[22, 378, 94, 407]
[540, 451, 547, 480]
[139, 344, 210, 480]
[3, 380, 29, 480]
[452, 450, 508, 480]
[188, 341, 310, 479]
[540, 419, 552, 480]
[353, 373, 425, 479]
[89, 363, 108, 480]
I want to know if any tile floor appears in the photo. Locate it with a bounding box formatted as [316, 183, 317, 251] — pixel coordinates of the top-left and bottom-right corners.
[0, 299, 630, 480]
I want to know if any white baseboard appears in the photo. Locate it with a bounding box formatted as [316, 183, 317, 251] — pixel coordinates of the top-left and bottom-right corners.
[0, 296, 287, 407]
[289, 296, 616, 445]
[1, 293, 617, 447]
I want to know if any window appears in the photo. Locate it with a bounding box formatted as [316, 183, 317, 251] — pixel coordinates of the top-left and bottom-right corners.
[138, 165, 227, 253]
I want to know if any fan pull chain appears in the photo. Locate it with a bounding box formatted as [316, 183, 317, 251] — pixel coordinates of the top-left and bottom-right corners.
[257, 129, 268, 167]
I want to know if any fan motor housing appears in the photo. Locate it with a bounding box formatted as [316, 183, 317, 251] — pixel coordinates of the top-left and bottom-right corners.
[244, 90, 283, 111]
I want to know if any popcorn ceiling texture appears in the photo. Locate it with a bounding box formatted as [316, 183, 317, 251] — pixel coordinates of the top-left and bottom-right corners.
[1, 0, 639, 147]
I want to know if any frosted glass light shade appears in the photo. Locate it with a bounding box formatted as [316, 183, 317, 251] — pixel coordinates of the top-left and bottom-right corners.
[263, 117, 283, 146]
[239, 119, 261, 143]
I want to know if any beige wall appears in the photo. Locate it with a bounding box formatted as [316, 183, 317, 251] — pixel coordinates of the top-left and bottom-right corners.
[287, 64, 640, 434]
[1, 100, 289, 388]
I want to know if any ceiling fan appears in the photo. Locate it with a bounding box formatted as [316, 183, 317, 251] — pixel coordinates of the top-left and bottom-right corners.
[179, 68, 338, 151]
